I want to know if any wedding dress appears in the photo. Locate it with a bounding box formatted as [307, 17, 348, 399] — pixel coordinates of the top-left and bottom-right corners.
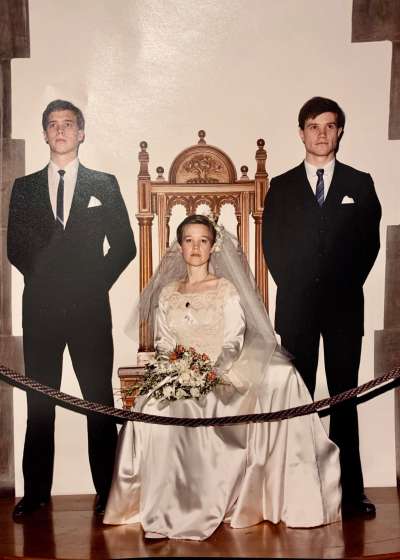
[104, 277, 341, 540]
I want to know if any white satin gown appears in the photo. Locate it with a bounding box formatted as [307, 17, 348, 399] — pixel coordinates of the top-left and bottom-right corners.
[104, 278, 341, 540]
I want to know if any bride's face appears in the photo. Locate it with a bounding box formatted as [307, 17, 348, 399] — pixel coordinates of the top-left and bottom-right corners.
[179, 223, 214, 267]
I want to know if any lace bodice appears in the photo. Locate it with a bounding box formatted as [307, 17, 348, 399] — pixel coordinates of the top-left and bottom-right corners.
[155, 277, 245, 369]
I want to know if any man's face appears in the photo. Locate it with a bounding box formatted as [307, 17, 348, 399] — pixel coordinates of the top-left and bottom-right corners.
[299, 111, 342, 161]
[43, 110, 84, 159]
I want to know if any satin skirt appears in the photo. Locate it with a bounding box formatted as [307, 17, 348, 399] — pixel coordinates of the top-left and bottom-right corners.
[104, 349, 341, 540]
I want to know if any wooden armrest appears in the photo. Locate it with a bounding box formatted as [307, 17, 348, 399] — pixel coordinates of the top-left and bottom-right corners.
[117, 353, 155, 410]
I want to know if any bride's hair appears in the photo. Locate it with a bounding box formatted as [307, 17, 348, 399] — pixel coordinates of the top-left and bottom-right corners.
[176, 214, 217, 246]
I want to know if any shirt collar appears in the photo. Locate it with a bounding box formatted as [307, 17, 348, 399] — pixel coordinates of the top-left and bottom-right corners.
[49, 157, 79, 176]
[304, 158, 335, 176]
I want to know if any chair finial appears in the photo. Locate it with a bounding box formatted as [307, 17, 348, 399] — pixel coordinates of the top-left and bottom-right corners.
[198, 130, 206, 144]
[156, 166, 165, 182]
[255, 138, 267, 175]
[138, 141, 150, 178]
[240, 165, 249, 181]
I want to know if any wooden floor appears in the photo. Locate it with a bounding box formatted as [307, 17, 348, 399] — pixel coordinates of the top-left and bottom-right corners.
[0, 488, 400, 559]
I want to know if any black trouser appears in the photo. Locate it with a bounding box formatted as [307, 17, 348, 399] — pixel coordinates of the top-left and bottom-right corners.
[280, 329, 364, 502]
[22, 302, 118, 502]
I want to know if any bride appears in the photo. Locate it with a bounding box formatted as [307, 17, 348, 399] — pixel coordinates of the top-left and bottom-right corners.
[104, 214, 341, 540]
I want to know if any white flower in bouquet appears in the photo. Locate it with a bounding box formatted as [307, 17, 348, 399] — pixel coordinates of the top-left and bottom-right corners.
[163, 385, 175, 399]
[176, 388, 188, 399]
[195, 375, 204, 387]
[179, 371, 191, 384]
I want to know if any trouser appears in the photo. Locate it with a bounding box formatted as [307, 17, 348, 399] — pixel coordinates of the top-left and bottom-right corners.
[22, 304, 118, 502]
[280, 329, 364, 502]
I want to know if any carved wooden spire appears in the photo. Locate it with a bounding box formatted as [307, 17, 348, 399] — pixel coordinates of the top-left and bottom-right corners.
[138, 141, 150, 179]
[239, 165, 249, 181]
[198, 130, 206, 144]
[156, 166, 165, 182]
[255, 138, 267, 175]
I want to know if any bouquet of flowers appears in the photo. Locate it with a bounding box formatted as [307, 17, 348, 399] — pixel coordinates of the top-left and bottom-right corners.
[138, 345, 221, 402]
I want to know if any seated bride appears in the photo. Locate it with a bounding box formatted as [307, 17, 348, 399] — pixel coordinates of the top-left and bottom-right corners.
[103, 214, 341, 540]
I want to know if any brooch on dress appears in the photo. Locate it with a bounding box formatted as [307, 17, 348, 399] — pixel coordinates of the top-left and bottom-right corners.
[184, 302, 196, 324]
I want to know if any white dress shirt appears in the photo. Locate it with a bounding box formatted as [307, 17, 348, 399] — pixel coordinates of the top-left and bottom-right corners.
[304, 158, 335, 197]
[48, 158, 79, 227]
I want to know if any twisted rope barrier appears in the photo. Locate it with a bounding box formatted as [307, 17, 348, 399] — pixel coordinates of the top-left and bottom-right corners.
[0, 363, 399, 427]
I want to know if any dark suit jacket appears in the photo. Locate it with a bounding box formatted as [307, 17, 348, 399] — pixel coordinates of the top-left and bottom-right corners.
[8, 163, 136, 331]
[262, 160, 381, 336]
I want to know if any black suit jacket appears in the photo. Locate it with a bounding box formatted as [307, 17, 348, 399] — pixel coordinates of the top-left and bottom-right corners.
[8, 164, 136, 331]
[262, 161, 381, 336]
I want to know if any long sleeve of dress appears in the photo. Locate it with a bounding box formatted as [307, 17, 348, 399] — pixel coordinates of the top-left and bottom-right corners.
[213, 286, 246, 376]
[154, 289, 176, 355]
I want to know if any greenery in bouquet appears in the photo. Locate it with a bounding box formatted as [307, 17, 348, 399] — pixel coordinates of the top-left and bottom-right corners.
[138, 345, 221, 402]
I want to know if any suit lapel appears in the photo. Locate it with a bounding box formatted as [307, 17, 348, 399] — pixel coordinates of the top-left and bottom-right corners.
[34, 165, 51, 205]
[65, 164, 91, 230]
[33, 165, 56, 226]
[294, 162, 320, 207]
[323, 160, 346, 209]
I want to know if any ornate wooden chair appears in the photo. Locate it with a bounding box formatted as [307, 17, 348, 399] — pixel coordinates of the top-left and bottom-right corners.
[118, 130, 269, 408]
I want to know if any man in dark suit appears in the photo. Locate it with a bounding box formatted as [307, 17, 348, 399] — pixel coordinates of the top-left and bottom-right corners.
[262, 97, 381, 516]
[8, 99, 136, 519]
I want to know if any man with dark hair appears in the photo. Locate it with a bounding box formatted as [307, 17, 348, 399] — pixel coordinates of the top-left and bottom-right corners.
[262, 96, 381, 516]
[42, 99, 86, 131]
[8, 99, 136, 519]
[297, 96, 346, 133]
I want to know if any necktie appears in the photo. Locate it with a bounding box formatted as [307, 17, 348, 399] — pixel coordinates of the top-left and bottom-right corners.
[56, 169, 65, 230]
[316, 168, 324, 207]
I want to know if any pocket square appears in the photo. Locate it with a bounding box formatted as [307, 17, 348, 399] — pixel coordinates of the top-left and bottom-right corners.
[88, 196, 102, 208]
[341, 196, 354, 204]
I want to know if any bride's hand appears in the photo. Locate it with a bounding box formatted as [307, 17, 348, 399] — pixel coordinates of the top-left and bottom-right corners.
[220, 373, 233, 385]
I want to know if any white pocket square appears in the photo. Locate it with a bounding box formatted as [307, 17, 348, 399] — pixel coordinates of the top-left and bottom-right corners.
[88, 196, 101, 208]
[341, 196, 354, 204]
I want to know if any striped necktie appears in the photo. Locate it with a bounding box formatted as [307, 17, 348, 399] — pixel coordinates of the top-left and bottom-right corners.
[56, 169, 65, 230]
[316, 168, 324, 207]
